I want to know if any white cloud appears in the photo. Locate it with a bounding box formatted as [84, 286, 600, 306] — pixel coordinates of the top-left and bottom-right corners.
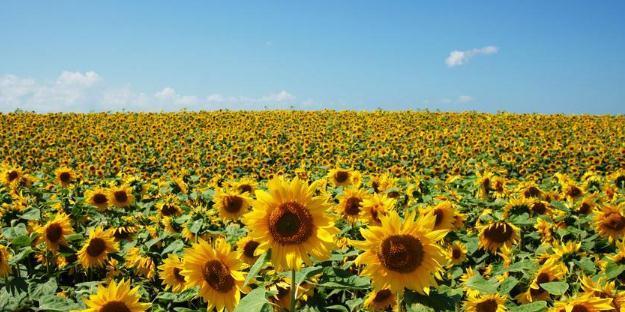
[0, 71, 302, 112]
[445, 46, 498, 67]
[457, 95, 473, 103]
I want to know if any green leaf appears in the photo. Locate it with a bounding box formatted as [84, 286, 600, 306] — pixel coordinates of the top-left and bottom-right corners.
[29, 278, 57, 298]
[21, 208, 40, 221]
[575, 257, 596, 274]
[295, 266, 323, 286]
[161, 240, 184, 255]
[233, 287, 271, 312]
[466, 274, 499, 294]
[189, 219, 203, 234]
[498, 277, 518, 295]
[604, 261, 625, 279]
[539, 281, 568, 296]
[243, 250, 269, 287]
[37, 295, 80, 311]
[509, 301, 548, 312]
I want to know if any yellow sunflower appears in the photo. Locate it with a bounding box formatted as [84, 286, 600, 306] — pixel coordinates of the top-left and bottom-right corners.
[79, 279, 151, 312]
[0, 244, 10, 277]
[594, 205, 625, 243]
[158, 254, 186, 293]
[181, 238, 245, 312]
[78, 227, 119, 269]
[54, 167, 76, 187]
[353, 210, 447, 293]
[422, 201, 456, 231]
[327, 168, 361, 187]
[334, 187, 368, 223]
[447, 241, 467, 266]
[464, 293, 507, 312]
[516, 259, 567, 303]
[231, 177, 258, 194]
[1, 166, 23, 186]
[85, 188, 110, 211]
[550, 294, 613, 312]
[36, 212, 74, 252]
[155, 194, 183, 218]
[478, 221, 520, 253]
[243, 176, 338, 270]
[363, 289, 396, 311]
[214, 188, 251, 221]
[108, 185, 135, 208]
[361, 193, 395, 226]
[236, 236, 261, 265]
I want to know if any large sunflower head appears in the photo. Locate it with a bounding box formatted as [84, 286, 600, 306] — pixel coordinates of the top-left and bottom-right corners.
[0, 244, 10, 277]
[464, 293, 508, 312]
[54, 167, 76, 187]
[594, 205, 625, 243]
[214, 188, 251, 221]
[363, 289, 396, 311]
[550, 294, 614, 312]
[80, 279, 151, 312]
[361, 193, 395, 226]
[327, 168, 361, 187]
[158, 254, 186, 293]
[478, 221, 520, 253]
[85, 188, 110, 211]
[181, 238, 244, 312]
[421, 201, 456, 231]
[108, 185, 135, 208]
[353, 210, 448, 294]
[243, 176, 339, 271]
[78, 227, 119, 269]
[36, 212, 74, 252]
[334, 187, 368, 223]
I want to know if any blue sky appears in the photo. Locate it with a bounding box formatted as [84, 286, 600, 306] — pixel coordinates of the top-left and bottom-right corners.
[1, 1, 624, 113]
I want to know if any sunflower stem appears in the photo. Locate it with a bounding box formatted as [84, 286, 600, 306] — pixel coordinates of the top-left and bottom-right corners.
[290, 268, 297, 312]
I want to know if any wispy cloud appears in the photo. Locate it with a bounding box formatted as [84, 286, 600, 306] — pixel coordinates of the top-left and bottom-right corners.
[0, 71, 301, 112]
[445, 46, 498, 67]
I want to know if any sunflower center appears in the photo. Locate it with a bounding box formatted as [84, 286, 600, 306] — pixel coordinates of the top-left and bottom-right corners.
[223, 196, 244, 214]
[93, 193, 108, 205]
[483, 223, 514, 243]
[373, 289, 392, 302]
[616, 176, 625, 188]
[268, 202, 313, 245]
[344, 197, 362, 216]
[475, 299, 498, 312]
[579, 202, 591, 214]
[571, 305, 589, 312]
[378, 234, 423, 273]
[161, 204, 178, 216]
[243, 240, 259, 258]
[530, 272, 551, 297]
[481, 178, 491, 190]
[567, 186, 582, 198]
[524, 186, 541, 198]
[59, 172, 71, 183]
[604, 212, 625, 231]
[335, 171, 349, 183]
[173, 267, 185, 282]
[86, 237, 107, 257]
[7, 171, 19, 182]
[114, 191, 128, 203]
[452, 247, 462, 259]
[45, 223, 64, 243]
[99, 301, 131, 312]
[202, 260, 235, 293]
[531, 202, 547, 214]
[239, 184, 253, 193]
[433, 209, 444, 226]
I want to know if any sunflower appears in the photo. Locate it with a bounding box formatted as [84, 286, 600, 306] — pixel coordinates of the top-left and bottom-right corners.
[464, 293, 507, 312]
[54, 167, 76, 187]
[109, 185, 135, 208]
[550, 294, 613, 312]
[516, 259, 567, 303]
[214, 188, 251, 221]
[125, 247, 156, 279]
[422, 201, 456, 231]
[231, 177, 258, 194]
[353, 210, 447, 293]
[327, 168, 361, 187]
[580, 276, 625, 311]
[447, 241, 467, 266]
[181, 238, 245, 312]
[478, 221, 520, 253]
[594, 205, 625, 243]
[36, 212, 74, 252]
[0, 244, 10, 277]
[78, 227, 119, 269]
[79, 279, 151, 312]
[158, 254, 186, 292]
[85, 188, 110, 210]
[243, 176, 338, 270]
[236, 236, 261, 265]
[334, 187, 368, 223]
[503, 197, 533, 217]
[1, 166, 23, 186]
[476, 171, 494, 198]
[155, 194, 183, 218]
[361, 193, 395, 226]
[363, 289, 396, 311]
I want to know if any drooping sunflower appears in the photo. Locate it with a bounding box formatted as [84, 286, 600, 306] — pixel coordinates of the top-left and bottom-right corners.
[236, 236, 261, 265]
[85, 188, 110, 211]
[334, 187, 368, 223]
[594, 205, 625, 243]
[181, 238, 245, 312]
[327, 168, 361, 187]
[54, 167, 76, 187]
[353, 210, 447, 293]
[0, 244, 10, 277]
[464, 293, 507, 312]
[158, 254, 186, 293]
[79, 279, 151, 312]
[243, 177, 338, 270]
[421, 201, 456, 231]
[108, 185, 135, 208]
[78, 227, 119, 269]
[550, 294, 613, 312]
[361, 193, 395, 226]
[214, 188, 251, 221]
[36, 212, 74, 252]
[478, 221, 520, 253]
[363, 289, 396, 311]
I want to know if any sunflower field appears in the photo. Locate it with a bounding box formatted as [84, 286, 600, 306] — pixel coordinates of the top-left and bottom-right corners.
[1, 110, 625, 312]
